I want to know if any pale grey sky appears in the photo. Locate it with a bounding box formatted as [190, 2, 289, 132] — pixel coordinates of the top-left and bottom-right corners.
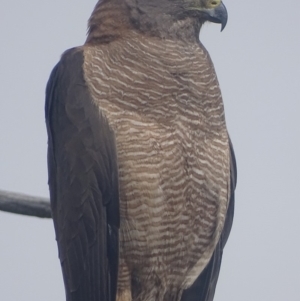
[0, 0, 299, 300]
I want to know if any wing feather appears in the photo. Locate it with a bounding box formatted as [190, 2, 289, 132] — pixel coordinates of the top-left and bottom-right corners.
[45, 48, 119, 301]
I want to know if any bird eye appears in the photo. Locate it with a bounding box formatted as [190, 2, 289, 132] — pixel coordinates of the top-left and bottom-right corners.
[208, 0, 220, 8]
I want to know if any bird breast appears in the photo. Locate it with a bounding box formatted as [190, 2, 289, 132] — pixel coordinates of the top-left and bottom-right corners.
[83, 32, 230, 300]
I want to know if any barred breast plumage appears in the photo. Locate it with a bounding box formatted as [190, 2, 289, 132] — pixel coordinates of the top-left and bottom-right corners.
[83, 31, 230, 301]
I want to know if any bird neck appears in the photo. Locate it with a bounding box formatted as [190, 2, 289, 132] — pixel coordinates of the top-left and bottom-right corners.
[86, 0, 202, 45]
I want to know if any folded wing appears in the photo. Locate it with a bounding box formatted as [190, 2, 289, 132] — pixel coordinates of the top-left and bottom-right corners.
[45, 48, 119, 301]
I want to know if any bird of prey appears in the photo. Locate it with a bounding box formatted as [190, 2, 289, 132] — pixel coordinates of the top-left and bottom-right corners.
[45, 0, 237, 301]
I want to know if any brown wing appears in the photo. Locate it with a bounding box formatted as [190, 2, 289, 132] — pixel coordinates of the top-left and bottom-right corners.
[181, 139, 236, 301]
[45, 48, 119, 301]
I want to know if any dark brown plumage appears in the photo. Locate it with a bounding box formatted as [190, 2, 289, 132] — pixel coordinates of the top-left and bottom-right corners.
[45, 1, 236, 301]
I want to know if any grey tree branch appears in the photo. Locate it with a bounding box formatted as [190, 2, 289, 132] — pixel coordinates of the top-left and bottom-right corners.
[0, 190, 51, 218]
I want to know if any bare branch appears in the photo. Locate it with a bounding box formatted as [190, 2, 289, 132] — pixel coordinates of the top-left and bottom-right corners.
[0, 190, 51, 218]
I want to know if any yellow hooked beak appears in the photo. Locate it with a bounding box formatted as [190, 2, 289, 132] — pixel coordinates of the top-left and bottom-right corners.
[203, 1, 228, 31]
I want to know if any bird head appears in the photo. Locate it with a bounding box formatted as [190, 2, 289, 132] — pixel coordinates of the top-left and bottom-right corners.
[87, 0, 228, 43]
[182, 0, 228, 31]
[124, 0, 228, 31]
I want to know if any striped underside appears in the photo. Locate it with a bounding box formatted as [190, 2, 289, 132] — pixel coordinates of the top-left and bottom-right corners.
[83, 32, 230, 301]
